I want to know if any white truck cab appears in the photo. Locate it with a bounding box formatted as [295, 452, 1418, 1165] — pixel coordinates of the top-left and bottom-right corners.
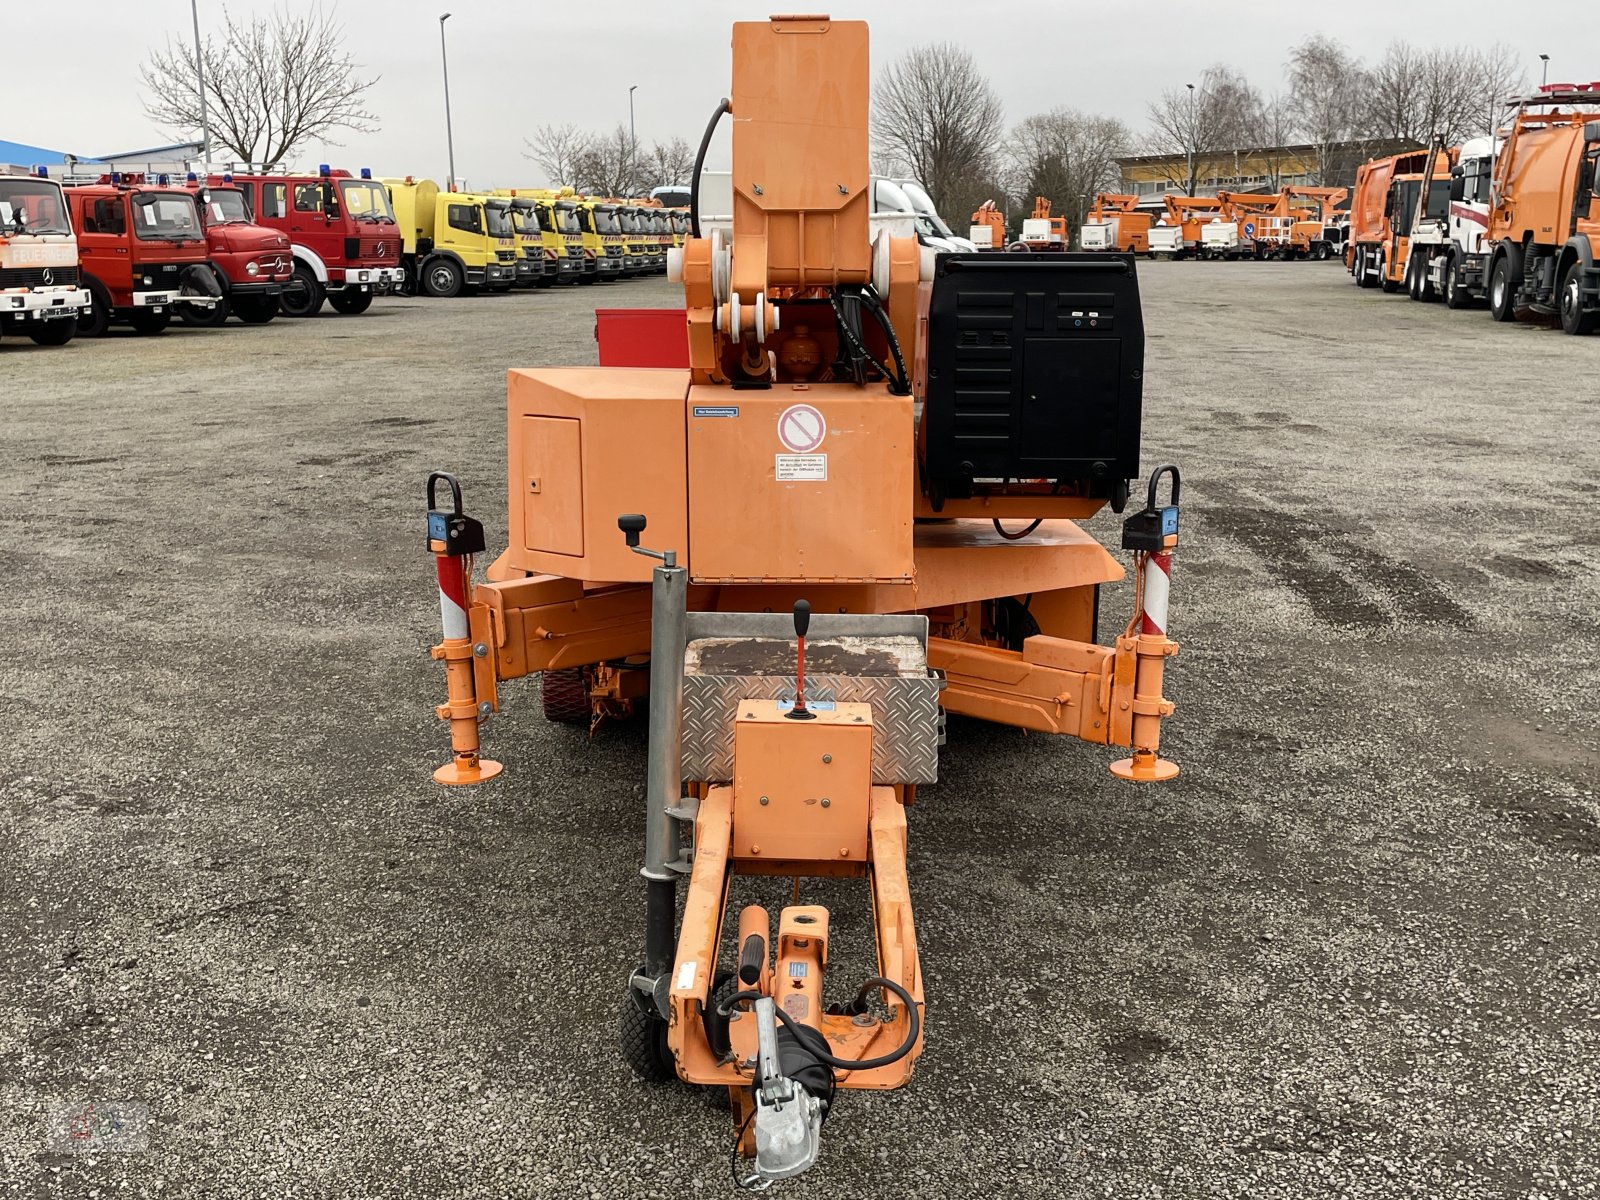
[0, 165, 93, 346]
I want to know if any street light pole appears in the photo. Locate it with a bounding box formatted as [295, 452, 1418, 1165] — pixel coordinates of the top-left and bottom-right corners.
[1539, 54, 1550, 86]
[439, 13, 456, 191]
[1186, 82, 1196, 196]
[629, 85, 638, 146]
[189, 0, 211, 167]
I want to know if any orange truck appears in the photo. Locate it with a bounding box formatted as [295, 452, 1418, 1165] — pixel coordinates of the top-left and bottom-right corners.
[1078, 193, 1153, 254]
[1284, 186, 1348, 259]
[1148, 195, 1224, 258]
[968, 199, 1007, 250]
[1479, 82, 1600, 334]
[1346, 146, 1451, 291]
[1019, 196, 1069, 250]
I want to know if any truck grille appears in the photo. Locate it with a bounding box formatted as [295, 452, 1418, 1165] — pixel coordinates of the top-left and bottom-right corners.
[359, 237, 398, 263]
[135, 264, 185, 290]
[0, 265, 80, 289]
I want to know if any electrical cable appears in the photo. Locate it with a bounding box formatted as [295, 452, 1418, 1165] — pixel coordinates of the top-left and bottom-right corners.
[828, 289, 905, 393]
[690, 98, 731, 240]
[993, 518, 1043, 540]
[718, 976, 920, 1071]
[859, 285, 912, 396]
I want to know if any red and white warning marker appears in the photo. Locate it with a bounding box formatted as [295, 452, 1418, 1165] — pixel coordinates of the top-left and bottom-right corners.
[1140, 550, 1172, 637]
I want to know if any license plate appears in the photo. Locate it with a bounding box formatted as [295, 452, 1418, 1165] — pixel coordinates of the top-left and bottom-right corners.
[40, 308, 73, 320]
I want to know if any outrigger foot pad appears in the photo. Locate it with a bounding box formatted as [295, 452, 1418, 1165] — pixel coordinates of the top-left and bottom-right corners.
[1109, 750, 1179, 783]
[433, 757, 505, 786]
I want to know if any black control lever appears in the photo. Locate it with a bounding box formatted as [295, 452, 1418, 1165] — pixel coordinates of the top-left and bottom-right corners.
[617, 513, 676, 567]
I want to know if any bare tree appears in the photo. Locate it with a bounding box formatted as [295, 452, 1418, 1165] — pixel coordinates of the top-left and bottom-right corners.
[574, 124, 644, 197]
[1362, 42, 1523, 147]
[141, 4, 378, 166]
[524, 123, 589, 188]
[1288, 35, 1367, 185]
[1251, 94, 1298, 190]
[645, 137, 694, 190]
[1003, 108, 1131, 233]
[1142, 65, 1262, 195]
[873, 43, 1004, 217]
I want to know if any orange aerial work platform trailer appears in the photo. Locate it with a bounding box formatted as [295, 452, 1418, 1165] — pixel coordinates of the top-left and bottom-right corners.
[421, 14, 1184, 1185]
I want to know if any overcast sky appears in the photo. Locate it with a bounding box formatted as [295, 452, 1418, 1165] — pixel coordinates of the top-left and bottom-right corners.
[9, 1, 1582, 191]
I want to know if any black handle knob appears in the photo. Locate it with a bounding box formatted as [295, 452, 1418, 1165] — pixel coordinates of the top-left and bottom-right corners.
[793, 599, 810, 639]
[617, 513, 646, 548]
[738, 933, 766, 986]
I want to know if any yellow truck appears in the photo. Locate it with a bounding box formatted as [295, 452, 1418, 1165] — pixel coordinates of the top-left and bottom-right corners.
[382, 177, 517, 297]
[574, 198, 625, 282]
[615, 202, 649, 277]
[494, 191, 586, 286]
[504, 196, 551, 288]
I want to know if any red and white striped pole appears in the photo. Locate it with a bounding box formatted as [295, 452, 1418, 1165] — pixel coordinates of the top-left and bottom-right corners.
[430, 549, 503, 787]
[1111, 546, 1180, 783]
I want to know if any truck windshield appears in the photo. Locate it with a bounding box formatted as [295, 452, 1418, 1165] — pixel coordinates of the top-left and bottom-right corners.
[1426, 180, 1451, 220]
[535, 204, 556, 233]
[339, 180, 395, 224]
[205, 189, 252, 225]
[483, 203, 513, 237]
[0, 179, 71, 235]
[132, 192, 203, 240]
[556, 204, 580, 234]
[594, 208, 620, 234]
[900, 181, 956, 236]
[618, 210, 639, 233]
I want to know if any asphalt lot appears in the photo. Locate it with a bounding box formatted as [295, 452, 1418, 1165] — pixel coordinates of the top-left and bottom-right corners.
[3, 263, 1598, 1199]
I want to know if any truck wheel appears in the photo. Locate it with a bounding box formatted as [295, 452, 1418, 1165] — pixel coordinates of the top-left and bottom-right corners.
[423, 258, 464, 298]
[1380, 252, 1400, 293]
[79, 289, 112, 337]
[1559, 262, 1597, 335]
[129, 309, 171, 336]
[1489, 256, 1517, 322]
[540, 667, 592, 725]
[1354, 248, 1373, 288]
[280, 265, 325, 318]
[1444, 257, 1470, 309]
[180, 296, 231, 327]
[28, 318, 77, 347]
[328, 289, 374, 315]
[233, 294, 279, 324]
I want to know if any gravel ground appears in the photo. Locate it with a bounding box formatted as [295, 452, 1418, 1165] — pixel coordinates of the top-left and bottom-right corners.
[2, 264, 1597, 1199]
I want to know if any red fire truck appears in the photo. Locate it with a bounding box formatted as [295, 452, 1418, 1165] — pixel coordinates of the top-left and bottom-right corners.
[174, 173, 294, 326]
[64, 175, 220, 336]
[214, 166, 404, 317]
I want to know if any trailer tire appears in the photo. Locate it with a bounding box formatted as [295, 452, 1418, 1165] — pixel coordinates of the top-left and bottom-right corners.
[540, 667, 592, 725]
[129, 309, 171, 336]
[28, 317, 77, 347]
[620, 991, 675, 1083]
[233, 293, 279, 324]
[1559, 262, 1597, 335]
[422, 257, 464, 298]
[280, 264, 325, 317]
[328, 289, 374, 315]
[1354, 248, 1374, 288]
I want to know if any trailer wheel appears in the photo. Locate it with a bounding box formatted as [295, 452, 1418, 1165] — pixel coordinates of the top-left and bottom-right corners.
[422, 257, 464, 298]
[328, 289, 374, 315]
[129, 309, 171, 336]
[1488, 255, 1517, 322]
[280, 265, 325, 318]
[28, 317, 77, 347]
[539, 667, 592, 725]
[1559, 262, 1597, 335]
[620, 991, 675, 1083]
[233, 294, 279, 324]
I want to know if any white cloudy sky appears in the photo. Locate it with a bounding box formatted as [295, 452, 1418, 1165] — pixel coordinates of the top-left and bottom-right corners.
[8, 0, 1583, 189]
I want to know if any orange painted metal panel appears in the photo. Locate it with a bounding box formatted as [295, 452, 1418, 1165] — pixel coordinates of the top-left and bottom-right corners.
[506, 367, 690, 583]
[518, 416, 585, 557]
[686, 384, 913, 584]
[733, 700, 873, 864]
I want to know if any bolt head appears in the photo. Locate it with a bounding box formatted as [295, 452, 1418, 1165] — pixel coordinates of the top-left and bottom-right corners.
[820, 798, 830, 808]
[473, 643, 488, 658]
[839, 847, 849, 857]
[477, 702, 492, 716]
[822, 754, 832, 764]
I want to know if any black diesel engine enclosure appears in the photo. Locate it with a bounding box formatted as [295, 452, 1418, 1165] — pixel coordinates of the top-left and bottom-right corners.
[921, 252, 1144, 507]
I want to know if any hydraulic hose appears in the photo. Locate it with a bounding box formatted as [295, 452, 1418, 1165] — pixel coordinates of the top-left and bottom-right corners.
[828, 289, 909, 395]
[719, 976, 920, 1072]
[690, 98, 731, 240]
[859, 285, 912, 396]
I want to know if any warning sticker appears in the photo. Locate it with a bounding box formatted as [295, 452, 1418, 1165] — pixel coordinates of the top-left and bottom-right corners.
[776, 454, 827, 481]
[777, 403, 826, 452]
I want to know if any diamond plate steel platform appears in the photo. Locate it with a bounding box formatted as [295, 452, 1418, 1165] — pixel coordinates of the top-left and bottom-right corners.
[680, 615, 941, 785]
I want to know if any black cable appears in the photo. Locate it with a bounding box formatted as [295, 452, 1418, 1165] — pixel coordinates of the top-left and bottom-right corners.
[729, 1108, 758, 1191]
[719, 977, 920, 1071]
[829, 289, 904, 393]
[993, 518, 1043, 540]
[690, 98, 730, 240]
[859, 285, 912, 396]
